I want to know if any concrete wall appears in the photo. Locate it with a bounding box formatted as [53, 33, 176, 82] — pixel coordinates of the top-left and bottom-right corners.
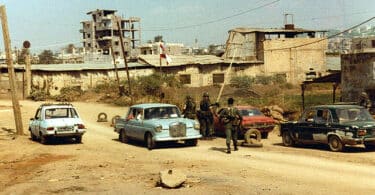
[341, 52, 375, 102]
[31, 68, 154, 96]
[263, 38, 327, 84]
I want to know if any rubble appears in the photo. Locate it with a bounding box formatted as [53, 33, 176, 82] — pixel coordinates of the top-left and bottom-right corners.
[159, 169, 186, 188]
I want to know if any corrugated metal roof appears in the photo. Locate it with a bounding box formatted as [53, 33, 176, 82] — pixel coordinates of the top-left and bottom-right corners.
[0, 62, 150, 72]
[139, 54, 223, 67]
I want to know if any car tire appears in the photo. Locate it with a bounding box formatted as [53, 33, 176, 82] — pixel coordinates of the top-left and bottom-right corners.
[328, 136, 343, 152]
[30, 131, 37, 141]
[40, 134, 48, 145]
[146, 133, 155, 150]
[244, 129, 261, 144]
[282, 131, 294, 147]
[261, 132, 269, 139]
[119, 129, 128, 143]
[185, 139, 198, 146]
[75, 136, 82, 143]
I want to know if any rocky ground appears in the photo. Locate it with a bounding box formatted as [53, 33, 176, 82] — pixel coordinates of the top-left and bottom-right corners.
[1, 100, 375, 194]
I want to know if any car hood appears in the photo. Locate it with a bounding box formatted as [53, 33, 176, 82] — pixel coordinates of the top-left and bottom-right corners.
[340, 121, 375, 128]
[44, 118, 83, 127]
[145, 118, 196, 129]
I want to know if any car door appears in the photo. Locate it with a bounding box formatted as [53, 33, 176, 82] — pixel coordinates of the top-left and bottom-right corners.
[313, 109, 333, 143]
[297, 109, 316, 141]
[125, 108, 144, 139]
[30, 108, 42, 136]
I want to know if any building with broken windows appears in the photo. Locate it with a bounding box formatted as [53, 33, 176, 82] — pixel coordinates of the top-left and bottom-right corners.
[80, 9, 141, 60]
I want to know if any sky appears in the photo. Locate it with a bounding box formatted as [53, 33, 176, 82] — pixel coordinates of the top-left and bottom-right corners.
[0, 0, 375, 53]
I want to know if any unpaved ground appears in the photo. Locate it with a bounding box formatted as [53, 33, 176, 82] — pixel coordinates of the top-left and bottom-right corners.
[1, 100, 375, 194]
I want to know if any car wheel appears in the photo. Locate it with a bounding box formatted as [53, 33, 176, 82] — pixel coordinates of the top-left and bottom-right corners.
[120, 129, 128, 143]
[40, 135, 48, 145]
[282, 131, 294, 147]
[75, 136, 82, 143]
[30, 131, 37, 141]
[261, 132, 269, 139]
[364, 143, 375, 151]
[244, 129, 261, 144]
[146, 133, 155, 150]
[185, 139, 198, 146]
[328, 136, 343, 152]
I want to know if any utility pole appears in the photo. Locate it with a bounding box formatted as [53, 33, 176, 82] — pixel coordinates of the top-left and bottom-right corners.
[0, 5, 24, 135]
[24, 41, 31, 98]
[116, 19, 132, 102]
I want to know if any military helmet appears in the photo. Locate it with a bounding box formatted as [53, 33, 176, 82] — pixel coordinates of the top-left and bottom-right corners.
[203, 92, 209, 97]
[361, 92, 368, 98]
[186, 95, 192, 100]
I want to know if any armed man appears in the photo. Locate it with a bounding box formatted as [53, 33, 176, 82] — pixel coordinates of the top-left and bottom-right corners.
[219, 97, 242, 154]
[182, 95, 196, 120]
[197, 92, 215, 139]
[358, 91, 372, 110]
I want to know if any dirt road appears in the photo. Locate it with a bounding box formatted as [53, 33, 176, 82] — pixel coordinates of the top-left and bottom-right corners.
[1, 100, 375, 194]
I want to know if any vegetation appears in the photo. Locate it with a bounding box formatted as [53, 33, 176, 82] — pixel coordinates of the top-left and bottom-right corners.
[55, 86, 84, 102]
[38, 50, 56, 64]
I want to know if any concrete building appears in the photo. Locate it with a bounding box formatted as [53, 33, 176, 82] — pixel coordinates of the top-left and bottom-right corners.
[139, 42, 184, 55]
[351, 36, 375, 53]
[80, 9, 141, 58]
[223, 26, 327, 84]
[341, 52, 375, 102]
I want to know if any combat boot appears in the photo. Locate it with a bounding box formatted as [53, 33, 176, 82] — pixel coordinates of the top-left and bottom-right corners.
[226, 143, 231, 154]
[234, 142, 238, 151]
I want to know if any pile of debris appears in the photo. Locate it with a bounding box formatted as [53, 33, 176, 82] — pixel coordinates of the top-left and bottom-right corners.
[261, 105, 286, 123]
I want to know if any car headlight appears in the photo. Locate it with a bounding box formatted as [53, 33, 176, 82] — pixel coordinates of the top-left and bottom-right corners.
[194, 121, 200, 130]
[154, 125, 162, 132]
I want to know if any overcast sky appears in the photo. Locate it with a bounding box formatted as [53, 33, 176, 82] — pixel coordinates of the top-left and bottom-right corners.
[0, 0, 374, 53]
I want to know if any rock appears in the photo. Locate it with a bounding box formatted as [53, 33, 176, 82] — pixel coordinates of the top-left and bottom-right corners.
[159, 169, 186, 188]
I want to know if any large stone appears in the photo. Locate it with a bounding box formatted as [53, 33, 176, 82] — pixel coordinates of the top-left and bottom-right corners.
[159, 169, 186, 188]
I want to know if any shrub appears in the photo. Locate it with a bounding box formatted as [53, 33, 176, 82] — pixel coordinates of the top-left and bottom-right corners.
[29, 89, 49, 101]
[254, 75, 273, 85]
[230, 76, 254, 88]
[55, 86, 84, 102]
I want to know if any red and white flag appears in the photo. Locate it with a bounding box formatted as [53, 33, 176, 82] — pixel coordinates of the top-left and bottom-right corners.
[159, 43, 172, 65]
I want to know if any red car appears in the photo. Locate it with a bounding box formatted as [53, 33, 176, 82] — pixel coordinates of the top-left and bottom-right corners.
[214, 106, 276, 139]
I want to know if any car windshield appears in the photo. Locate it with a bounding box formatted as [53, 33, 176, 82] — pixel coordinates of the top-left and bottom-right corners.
[144, 106, 181, 120]
[45, 108, 78, 119]
[239, 108, 264, 116]
[336, 108, 374, 123]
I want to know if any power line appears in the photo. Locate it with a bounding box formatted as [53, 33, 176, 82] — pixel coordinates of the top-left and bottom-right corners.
[144, 0, 280, 31]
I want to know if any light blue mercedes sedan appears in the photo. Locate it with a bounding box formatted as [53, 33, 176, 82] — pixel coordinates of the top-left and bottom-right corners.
[114, 103, 202, 150]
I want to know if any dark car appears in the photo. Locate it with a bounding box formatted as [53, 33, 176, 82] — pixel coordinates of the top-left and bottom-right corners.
[280, 105, 375, 152]
[214, 106, 276, 139]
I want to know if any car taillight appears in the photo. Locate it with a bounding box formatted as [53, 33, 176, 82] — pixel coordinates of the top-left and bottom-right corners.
[77, 124, 85, 129]
[358, 129, 367, 136]
[46, 127, 54, 131]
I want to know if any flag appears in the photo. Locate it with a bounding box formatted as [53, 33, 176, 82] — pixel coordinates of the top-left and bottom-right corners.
[159, 43, 172, 65]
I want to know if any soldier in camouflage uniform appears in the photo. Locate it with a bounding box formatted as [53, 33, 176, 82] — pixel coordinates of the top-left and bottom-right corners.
[359, 92, 372, 110]
[182, 95, 196, 120]
[198, 92, 214, 139]
[219, 98, 242, 154]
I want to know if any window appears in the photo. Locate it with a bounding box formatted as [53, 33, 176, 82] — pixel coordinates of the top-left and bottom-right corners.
[87, 43, 91, 47]
[115, 41, 119, 46]
[300, 109, 316, 123]
[87, 33, 91, 38]
[213, 73, 224, 84]
[372, 40, 375, 48]
[179, 74, 191, 84]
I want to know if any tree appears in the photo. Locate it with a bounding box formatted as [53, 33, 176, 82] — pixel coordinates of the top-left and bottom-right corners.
[154, 35, 163, 43]
[38, 50, 55, 64]
[17, 48, 29, 64]
[66, 44, 75, 53]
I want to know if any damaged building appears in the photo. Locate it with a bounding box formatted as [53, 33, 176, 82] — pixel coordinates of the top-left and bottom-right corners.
[223, 25, 327, 84]
[341, 36, 375, 103]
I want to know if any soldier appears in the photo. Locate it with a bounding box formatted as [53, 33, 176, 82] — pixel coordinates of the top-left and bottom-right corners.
[219, 98, 242, 154]
[358, 91, 371, 110]
[197, 92, 214, 139]
[182, 95, 196, 120]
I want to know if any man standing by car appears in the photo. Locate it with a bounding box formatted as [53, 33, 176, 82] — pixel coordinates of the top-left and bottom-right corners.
[198, 92, 214, 139]
[358, 91, 372, 110]
[182, 95, 196, 120]
[219, 98, 242, 154]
